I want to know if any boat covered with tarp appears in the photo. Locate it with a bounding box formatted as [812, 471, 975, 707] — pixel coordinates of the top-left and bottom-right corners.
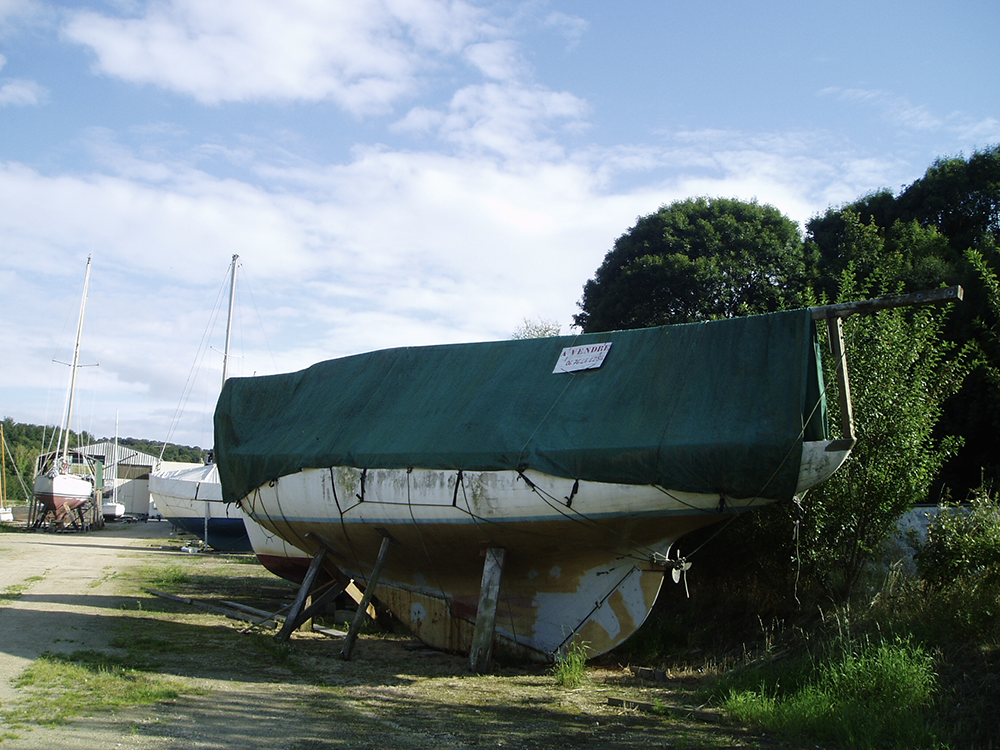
[214, 307, 848, 660]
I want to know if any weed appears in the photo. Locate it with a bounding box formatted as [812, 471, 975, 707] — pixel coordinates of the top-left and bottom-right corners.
[551, 640, 589, 689]
[146, 564, 190, 588]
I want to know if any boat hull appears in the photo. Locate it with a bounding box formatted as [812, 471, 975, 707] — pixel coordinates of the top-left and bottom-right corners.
[149, 464, 252, 553]
[33, 472, 93, 513]
[240, 463, 810, 660]
[242, 514, 313, 583]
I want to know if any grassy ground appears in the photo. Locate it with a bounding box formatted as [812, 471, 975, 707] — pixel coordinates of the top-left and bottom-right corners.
[1, 528, 799, 749]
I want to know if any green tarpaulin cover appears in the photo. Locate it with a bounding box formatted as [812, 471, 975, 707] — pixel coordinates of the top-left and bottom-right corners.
[215, 309, 828, 506]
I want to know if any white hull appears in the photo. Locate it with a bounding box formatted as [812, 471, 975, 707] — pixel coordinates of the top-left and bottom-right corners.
[241, 440, 849, 660]
[149, 464, 252, 552]
[241, 513, 312, 583]
[33, 471, 93, 513]
[102, 501, 126, 519]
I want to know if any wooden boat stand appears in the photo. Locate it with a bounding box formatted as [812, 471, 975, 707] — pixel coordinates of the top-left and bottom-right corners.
[274, 532, 392, 653]
[273, 532, 510, 671]
[469, 546, 506, 674]
[31, 501, 95, 532]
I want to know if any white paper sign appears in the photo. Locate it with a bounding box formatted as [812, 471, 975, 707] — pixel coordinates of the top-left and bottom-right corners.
[552, 342, 613, 373]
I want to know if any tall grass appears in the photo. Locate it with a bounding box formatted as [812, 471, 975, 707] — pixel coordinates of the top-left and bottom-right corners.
[552, 641, 589, 688]
[710, 634, 940, 750]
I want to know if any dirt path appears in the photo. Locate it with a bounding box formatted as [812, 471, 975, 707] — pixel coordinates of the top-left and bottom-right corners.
[0, 522, 787, 749]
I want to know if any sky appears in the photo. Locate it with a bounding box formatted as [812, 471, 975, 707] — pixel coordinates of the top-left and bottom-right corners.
[1, 0, 998, 451]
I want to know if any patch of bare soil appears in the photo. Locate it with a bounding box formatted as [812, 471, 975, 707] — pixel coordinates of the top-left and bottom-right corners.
[0, 521, 794, 749]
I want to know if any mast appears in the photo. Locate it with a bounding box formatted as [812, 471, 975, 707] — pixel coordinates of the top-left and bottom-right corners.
[61, 256, 92, 465]
[1, 424, 6, 507]
[113, 410, 119, 507]
[221, 254, 238, 386]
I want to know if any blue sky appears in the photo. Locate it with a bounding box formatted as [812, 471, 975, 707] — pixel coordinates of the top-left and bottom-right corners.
[1, 0, 997, 450]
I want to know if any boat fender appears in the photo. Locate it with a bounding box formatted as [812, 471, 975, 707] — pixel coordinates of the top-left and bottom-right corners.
[451, 470, 463, 507]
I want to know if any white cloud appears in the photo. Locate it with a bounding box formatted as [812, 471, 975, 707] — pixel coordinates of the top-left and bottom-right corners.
[0, 77, 43, 104]
[63, 0, 490, 112]
[821, 87, 1000, 145]
[433, 82, 590, 159]
[543, 11, 587, 49]
[464, 40, 524, 80]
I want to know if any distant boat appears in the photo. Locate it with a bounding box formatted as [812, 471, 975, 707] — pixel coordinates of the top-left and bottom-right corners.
[101, 415, 126, 521]
[32, 257, 101, 529]
[149, 254, 251, 552]
[151, 463, 251, 552]
[215, 288, 961, 662]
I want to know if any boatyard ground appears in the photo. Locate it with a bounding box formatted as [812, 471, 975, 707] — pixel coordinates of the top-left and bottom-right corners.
[0, 519, 799, 749]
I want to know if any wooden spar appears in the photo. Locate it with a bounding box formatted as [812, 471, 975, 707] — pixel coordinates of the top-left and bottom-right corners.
[808, 285, 963, 320]
[809, 285, 963, 444]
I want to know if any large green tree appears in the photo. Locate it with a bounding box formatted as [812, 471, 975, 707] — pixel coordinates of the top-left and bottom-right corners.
[574, 197, 809, 332]
[806, 146, 1000, 496]
[798, 263, 976, 600]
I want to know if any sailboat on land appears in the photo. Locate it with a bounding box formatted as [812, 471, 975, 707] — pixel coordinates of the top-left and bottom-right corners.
[32, 256, 102, 530]
[215, 286, 962, 662]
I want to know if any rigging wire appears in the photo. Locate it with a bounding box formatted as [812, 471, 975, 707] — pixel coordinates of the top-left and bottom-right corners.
[158, 266, 232, 460]
[236, 264, 280, 378]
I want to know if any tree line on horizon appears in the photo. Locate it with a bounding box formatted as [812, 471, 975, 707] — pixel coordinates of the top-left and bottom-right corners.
[1, 416, 207, 503]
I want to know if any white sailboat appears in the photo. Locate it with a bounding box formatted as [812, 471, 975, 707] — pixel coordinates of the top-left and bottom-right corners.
[32, 256, 101, 530]
[101, 413, 126, 521]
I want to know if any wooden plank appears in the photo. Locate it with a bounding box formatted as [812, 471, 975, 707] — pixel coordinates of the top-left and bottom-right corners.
[469, 547, 506, 674]
[340, 535, 391, 661]
[827, 316, 855, 440]
[143, 588, 276, 627]
[810, 285, 962, 320]
[275, 546, 328, 641]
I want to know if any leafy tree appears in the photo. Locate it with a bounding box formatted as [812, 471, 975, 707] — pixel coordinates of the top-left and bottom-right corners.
[510, 317, 561, 339]
[895, 146, 1000, 252]
[797, 261, 976, 601]
[807, 147, 1000, 497]
[574, 197, 809, 332]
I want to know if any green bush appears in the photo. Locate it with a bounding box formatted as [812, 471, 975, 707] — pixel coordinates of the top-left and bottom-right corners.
[915, 486, 1000, 588]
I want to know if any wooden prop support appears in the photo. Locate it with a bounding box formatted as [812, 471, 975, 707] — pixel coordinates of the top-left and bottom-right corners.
[275, 545, 328, 642]
[305, 532, 384, 622]
[469, 546, 506, 674]
[340, 534, 392, 660]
